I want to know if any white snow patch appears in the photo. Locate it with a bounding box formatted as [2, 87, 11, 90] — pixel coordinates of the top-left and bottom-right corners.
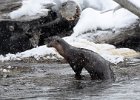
[0, 46, 63, 62]
[77, 0, 118, 11]
[72, 8, 114, 37]
[7, 65, 12, 69]
[129, 0, 140, 8]
[72, 7, 138, 37]
[3, 69, 10, 73]
[113, 8, 138, 29]
[9, 0, 55, 19]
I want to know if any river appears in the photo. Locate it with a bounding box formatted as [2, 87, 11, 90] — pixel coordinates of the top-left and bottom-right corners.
[0, 59, 140, 100]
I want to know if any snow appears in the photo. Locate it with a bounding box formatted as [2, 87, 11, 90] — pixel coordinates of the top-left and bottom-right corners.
[0, 46, 62, 62]
[72, 8, 138, 37]
[2, 69, 10, 73]
[72, 8, 114, 37]
[113, 8, 138, 28]
[4, 0, 139, 64]
[129, 0, 140, 8]
[10, 0, 55, 19]
[76, 0, 118, 11]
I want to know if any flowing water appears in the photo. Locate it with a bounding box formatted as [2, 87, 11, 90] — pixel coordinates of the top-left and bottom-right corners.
[0, 58, 140, 100]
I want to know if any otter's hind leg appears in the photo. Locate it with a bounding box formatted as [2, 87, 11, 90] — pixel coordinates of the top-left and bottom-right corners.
[90, 73, 99, 80]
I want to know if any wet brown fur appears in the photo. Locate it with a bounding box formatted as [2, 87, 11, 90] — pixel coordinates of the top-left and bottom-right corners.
[47, 36, 115, 81]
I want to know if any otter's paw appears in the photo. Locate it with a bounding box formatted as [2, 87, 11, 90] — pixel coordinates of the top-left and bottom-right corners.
[75, 74, 82, 80]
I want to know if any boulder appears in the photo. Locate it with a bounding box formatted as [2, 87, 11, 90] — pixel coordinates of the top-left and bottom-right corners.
[0, 0, 81, 55]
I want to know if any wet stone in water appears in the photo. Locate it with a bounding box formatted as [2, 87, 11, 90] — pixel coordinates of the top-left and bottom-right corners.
[0, 65, 32, 78]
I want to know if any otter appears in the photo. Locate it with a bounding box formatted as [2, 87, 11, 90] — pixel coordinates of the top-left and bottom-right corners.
[47, 36, 114, 81]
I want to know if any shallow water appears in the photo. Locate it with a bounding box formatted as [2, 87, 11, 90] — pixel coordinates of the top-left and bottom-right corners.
[0, 59, 140, 100]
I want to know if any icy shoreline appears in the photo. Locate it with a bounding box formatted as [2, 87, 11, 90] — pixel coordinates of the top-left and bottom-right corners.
[0, 0, 139, 64]
[0, 37, 139, 64]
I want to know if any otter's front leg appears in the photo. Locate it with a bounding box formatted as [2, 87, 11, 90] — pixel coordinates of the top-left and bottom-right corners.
[74, 68, 82, 80]
[70, 64, 83, 80]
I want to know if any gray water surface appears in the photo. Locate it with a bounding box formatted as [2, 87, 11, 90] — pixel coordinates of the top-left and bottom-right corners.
[0, 59, 140, 100]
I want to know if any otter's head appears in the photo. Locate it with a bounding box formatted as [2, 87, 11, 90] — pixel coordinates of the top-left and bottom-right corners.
[47, 36, 67, 56]
[47, 36, 62, 47]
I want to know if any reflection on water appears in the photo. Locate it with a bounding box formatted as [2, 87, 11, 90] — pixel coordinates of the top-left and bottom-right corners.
[0, 60, 140, 100]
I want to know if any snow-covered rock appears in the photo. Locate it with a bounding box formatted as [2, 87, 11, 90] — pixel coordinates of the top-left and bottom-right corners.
[10, 0, 55, 19]
[72, 8, 138, 37]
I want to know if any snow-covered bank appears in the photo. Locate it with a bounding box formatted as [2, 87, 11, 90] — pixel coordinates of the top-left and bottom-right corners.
[72, 8, 138, 37]
[0, 37, 139, 64]
[4, 0, 139, 64]
[0, 46, 62, 62]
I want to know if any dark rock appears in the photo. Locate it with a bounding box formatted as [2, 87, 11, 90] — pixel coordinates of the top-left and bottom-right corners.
[115, 36, 140, 51]
[0, 0, 21, 14]
[114, 22, 140, 51]
[0, 20, 33, 54]
[0, 0, 80, 55]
